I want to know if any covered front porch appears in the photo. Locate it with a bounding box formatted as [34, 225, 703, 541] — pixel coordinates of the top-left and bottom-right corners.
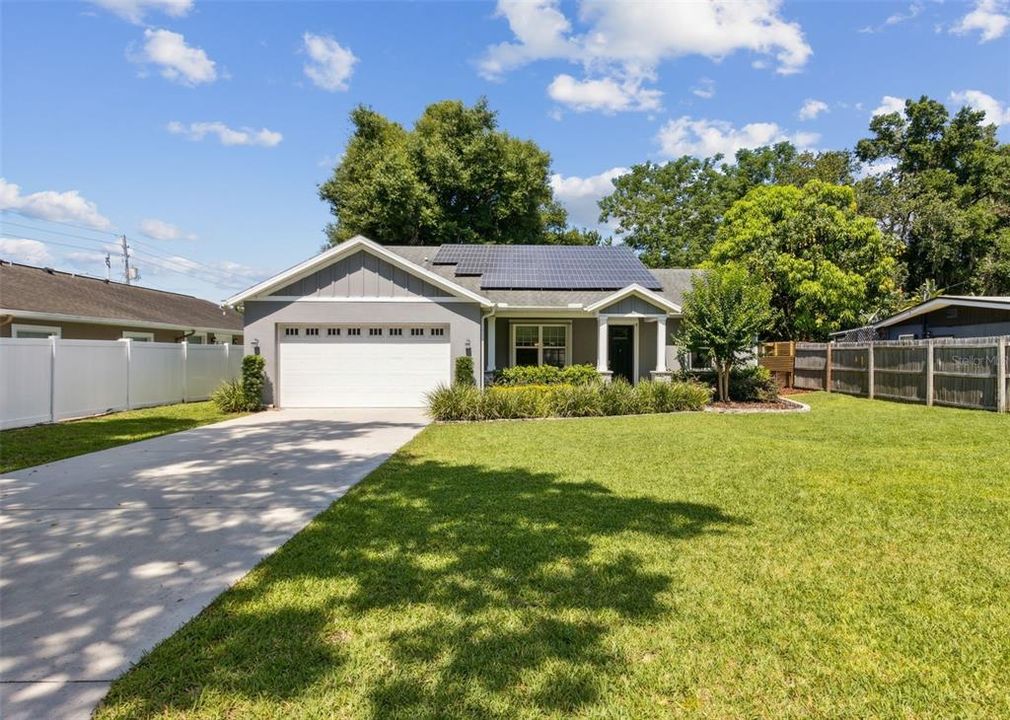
[483, 287, 684, 384]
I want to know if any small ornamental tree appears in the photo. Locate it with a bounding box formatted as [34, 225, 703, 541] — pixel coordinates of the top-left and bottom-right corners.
[678, 266, 772, 403]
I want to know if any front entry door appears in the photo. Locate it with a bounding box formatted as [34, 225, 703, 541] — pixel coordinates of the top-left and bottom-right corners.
[608, 325, 634, 383]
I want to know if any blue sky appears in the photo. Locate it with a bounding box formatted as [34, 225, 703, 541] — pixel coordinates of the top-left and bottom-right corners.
[2, 0, 1008, 301]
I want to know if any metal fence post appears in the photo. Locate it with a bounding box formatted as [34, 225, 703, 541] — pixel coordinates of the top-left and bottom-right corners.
[998, 336, 1007, 413]
[867, 343, 875, 399]
[925, 340, 934, 407]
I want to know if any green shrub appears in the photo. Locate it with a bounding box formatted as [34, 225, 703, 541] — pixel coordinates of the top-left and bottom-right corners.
[454, 355, 476, 386]
[427, 378, 710, 421]
[636, 379, 712, 412]
[549, 383, 603, 417]
[241, 354, 266, 410]
[599, 377, 642, 416]
[426, 383, 483, 422]
[494, 363, 599, 386]
[681, 365, 779, 402]
[212, 379, 252, 413]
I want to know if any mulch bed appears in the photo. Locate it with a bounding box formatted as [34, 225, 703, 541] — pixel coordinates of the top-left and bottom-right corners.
[705, 396, 810, 413]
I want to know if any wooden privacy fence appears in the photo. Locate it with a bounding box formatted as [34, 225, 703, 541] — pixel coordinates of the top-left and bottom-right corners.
[793, 336, 1009, 413]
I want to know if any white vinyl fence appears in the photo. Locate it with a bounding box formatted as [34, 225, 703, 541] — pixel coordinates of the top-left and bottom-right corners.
[0, 338, 244, 429]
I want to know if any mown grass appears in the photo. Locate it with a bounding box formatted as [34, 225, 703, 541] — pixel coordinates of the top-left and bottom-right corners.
[95, 393, 1010, 719]
[0, 402, 243, 473]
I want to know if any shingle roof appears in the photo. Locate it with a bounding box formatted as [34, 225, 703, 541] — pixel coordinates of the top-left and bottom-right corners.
[0, 261, 243, 331]
[385, 246, 700, 308]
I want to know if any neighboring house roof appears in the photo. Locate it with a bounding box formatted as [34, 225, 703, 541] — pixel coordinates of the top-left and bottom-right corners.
[872, 295, 1010, 329]
[0, 260, 243, 333]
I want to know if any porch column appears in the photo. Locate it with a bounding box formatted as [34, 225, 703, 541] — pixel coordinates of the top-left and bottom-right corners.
[655, 315, 667, 372]
[485, 316, 496, 372]
[596, 315, 609, 372]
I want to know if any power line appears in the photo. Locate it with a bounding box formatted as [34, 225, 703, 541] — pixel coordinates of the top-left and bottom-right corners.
[0, 219, 118, 246]
[0, 211, 119, 237]
[128, 238, 255, 283]
[0, 232, 110, 256]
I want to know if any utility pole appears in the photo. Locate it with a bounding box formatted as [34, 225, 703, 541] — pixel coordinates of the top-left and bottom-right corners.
[105, 253, 111, 281]
[121, 234, 131, 285]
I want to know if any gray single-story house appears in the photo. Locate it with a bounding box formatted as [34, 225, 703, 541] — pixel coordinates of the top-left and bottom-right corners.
[1, 260, 243, 343]
[226, 235, 699, 407]
[832, 295, 1010, 342]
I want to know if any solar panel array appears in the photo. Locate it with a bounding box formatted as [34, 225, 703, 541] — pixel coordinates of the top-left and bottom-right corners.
[432, 245, 661, 290]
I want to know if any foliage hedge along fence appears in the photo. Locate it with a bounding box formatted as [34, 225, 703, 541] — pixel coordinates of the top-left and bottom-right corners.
[493, 363, 600, 386]
[427, 378, 712, 421]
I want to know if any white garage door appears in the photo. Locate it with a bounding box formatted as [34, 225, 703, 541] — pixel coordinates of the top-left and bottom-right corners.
[279, 325, 451, 408]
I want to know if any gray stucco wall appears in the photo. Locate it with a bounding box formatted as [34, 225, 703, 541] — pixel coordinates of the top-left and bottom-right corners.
[244, 299, 481, 405]
[270, 251, 445, 299]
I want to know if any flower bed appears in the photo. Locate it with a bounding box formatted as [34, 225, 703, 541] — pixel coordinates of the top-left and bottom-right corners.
[427, 379, 712, 421]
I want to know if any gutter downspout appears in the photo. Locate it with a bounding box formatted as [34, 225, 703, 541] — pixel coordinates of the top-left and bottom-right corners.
[481, 307, 496, 389]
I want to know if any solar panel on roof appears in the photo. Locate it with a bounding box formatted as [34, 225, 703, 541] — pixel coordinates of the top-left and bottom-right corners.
[430, 244, 661, 290]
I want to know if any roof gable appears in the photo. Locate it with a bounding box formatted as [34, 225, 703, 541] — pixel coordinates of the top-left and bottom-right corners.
[875, 296, 1010, 329]
[585, 284, 681, 315]
[226, 236, 492, 306]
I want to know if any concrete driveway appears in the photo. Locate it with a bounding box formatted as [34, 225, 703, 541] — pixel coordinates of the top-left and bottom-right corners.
[0, 408, 428, 720]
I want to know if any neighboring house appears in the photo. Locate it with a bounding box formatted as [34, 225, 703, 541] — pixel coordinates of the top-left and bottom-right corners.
[226, 235, 700, 408]
[832, 296, 1010, 342]
[0, 260, 243, 343]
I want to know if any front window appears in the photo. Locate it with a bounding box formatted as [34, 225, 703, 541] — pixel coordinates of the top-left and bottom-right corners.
[512, 324, 569, 367]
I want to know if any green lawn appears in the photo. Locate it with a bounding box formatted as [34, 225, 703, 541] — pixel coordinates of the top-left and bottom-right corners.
[96, 394, 1010, 719]
[0, 402, 242, 473]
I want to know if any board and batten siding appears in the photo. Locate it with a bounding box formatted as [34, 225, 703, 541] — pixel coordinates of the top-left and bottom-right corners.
[269, 251, 446, 299]
[597, 296, 668, 316]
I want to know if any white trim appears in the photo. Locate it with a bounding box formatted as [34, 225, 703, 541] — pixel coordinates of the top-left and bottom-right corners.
[874, 296, 1010, 329]
[224, 235, 493, 307]
[605, 317, 639, 383]
[509, 321, 571, 368]
[494, 309, 589, 319]
[584, 284, 681, 315]
[248, 295, 469, 303]
[122, 330, 155, 342]
[1, 308, 238, 336]
[11, 322, 61, 338]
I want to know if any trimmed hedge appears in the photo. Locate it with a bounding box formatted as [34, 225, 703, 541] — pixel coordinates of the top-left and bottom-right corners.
[454, 356, 476, 386]
[493, 363, 600, 386]
[681, 365, 779, 402]
[426, 378, 711, 421]
[213, 354, 265, 413]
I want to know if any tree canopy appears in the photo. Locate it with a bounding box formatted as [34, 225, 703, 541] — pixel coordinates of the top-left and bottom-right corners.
[599, 143, 856, 268]
[319, 99, 595, 246]
[709, 181, 903, 340]
[855, 96, 1010, 296]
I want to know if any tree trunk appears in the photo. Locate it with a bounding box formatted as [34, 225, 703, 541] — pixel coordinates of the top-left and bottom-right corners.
[718, 364, 729, 403]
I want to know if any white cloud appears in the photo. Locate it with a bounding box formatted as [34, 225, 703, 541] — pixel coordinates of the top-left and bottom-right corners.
[139, 218, 196, 241]
[692, 77, 716, 99]
[951, 0, 1009, 42]
[0, 178, 113, 229]
[91, 0, 192, 23]
[656, 116, 818, 159]
[166, 121, 283, 147]
[857, 158, 899, 179]
[798, 98, 829, 121]
[547, 74, 661, 113]
[860, 2, 923, 33]
[480, 0, 811, 114]
[302, 33, 358, 92]
[949, 89, 1010, 125]
[0, 238, 54, 266]
[133, 29, 217, 86]
[550, 166, 628, 230]
[872, 95, 907, 117]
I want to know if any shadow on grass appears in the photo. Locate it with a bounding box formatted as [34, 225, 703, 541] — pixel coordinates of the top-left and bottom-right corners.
[98, 455, 747, 719]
